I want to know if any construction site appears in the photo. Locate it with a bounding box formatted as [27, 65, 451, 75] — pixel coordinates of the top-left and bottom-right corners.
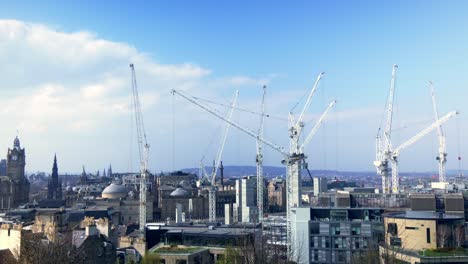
[111, 63, 465, 264]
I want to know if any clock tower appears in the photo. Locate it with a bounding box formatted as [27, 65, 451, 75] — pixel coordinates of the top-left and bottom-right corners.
[0, 136, 29, 211]
[7, 136, 26, 182]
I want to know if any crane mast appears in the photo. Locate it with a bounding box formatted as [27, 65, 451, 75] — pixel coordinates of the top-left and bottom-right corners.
[256, 86, 266, 223]
[208, 91, 238, 222]
[374, 64, 398, 194]
[129, 64, 150, 237]
[430, 82, 447, 182]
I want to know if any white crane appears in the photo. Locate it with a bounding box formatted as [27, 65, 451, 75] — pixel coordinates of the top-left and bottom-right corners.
[430, 81, 447, 182]
[256, 85, 266, 224]
[390, 111, 457, 192]
[129, 64, 150, 237]
[208, 91, 238, 222]
[374, 64, 398, 194]
[374, 65, 458, 193]
[172, 73, 335, 261]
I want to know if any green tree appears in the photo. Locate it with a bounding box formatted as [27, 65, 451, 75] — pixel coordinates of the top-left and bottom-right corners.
[141, 252, 161, 264]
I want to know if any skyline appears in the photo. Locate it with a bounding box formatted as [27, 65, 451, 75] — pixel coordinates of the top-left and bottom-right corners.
[0, 1, 467, 173]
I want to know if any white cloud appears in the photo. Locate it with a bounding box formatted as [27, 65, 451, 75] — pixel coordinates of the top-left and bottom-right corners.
[0, 19, 274, 173]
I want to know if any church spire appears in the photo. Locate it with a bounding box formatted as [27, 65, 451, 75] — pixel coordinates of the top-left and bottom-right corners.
[108, 164, 113, 177]
[53, 154, 58, 172]
[48, 154, 61, 200]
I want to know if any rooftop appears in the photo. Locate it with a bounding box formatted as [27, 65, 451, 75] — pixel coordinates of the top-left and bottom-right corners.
[385, 211, 464, 220]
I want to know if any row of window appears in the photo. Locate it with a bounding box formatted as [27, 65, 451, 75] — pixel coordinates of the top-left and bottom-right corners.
[310, 237, 369, 249]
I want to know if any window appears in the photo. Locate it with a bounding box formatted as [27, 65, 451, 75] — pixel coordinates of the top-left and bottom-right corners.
[310, 239, 315, 248]
[314, 250, 318, 261]
[338, 252, 346, 262]
[331, 225, 341, 235]
[387, 223, 397, 235]
[390, 237, 401, 247]
[311, 223, 320, 234]
[335, 226, 341, 235]
[426, 228, 431, 243]
[334, 238, 342, 248]
[351, 226, 361, 235]
[405, 226, 418, 230]
[355, 241, 360, 249]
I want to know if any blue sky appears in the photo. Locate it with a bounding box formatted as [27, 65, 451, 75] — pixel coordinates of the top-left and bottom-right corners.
[0, 1, 466, 175]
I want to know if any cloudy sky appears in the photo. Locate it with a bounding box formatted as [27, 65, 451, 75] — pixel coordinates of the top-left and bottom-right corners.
[0, 1, 467, 174]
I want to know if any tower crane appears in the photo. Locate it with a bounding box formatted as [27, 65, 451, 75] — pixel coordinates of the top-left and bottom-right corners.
[374, 65, 458, 193]
[430, 82, 447, 182]
[208, 91, 238, 222]
[390, 111, 457, 192]
[171, 73, 336, 261]
[129, 64, 150, 237]
[374, 64, 398, 194]
[256, 85, 266, 223]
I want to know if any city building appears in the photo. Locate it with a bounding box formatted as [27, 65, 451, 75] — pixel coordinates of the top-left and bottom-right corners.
[235, 176, 257, 223]
[268, 177, 286, 212]
[380, 211, 468, 263]
[159, 186, 207, 221]
[292, 207, 385, 264]
[313, 177, 328, 196]
[0, 137, 30, 212]
[0, 223, 27, 261]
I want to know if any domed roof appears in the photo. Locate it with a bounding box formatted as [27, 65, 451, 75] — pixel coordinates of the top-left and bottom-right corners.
[170, 187, 190, 198]
[102, 183, 128, 199]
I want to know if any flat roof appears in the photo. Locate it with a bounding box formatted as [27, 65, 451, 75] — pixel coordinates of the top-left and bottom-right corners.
[385, 211, 463, 220]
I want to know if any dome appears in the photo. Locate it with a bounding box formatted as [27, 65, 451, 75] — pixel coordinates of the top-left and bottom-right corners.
[102, 183, 128, 199]
[170, 187, 190, 198]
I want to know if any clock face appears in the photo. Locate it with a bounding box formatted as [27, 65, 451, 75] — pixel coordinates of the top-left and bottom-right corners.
[12, 155, 18, 161]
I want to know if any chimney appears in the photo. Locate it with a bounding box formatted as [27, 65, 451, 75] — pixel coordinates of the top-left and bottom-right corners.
[220, 161, 224, 187]
[85, 224, 98, 237]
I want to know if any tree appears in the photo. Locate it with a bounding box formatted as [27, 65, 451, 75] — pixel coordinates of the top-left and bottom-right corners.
[455, 225, 465, 248]
[217, 246, 242, 264]
[437, 225, 450, 248]
[141, 252, 161, 264]
[15, 232, 87, 264]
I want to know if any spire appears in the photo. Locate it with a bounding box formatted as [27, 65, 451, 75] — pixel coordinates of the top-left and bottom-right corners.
[108, 164, 113, 177]
[48, 154, 61, 200]
[13, 136, 20, 149]
[103, 168, 107, 177]
[53, 154, 58, 171]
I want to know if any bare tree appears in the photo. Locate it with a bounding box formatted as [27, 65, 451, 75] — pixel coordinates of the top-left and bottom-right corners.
[455, 225, 465, 248]
[437, 225, 450, 248]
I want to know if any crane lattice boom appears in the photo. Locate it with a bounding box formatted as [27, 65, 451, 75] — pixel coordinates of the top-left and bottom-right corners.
[130, 64, 150, 237]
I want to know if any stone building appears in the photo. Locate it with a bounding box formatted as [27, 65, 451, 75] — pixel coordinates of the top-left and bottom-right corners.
[380, 211, 467, 264]
[268, 177, 286, 212]
[0, 223, 23, 260]
[159, 187, 207, 221]
[0, 137, 30, 211]
[47, 155, 62, 200]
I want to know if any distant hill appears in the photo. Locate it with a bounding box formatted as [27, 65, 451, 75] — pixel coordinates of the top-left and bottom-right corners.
[181, 165, 466, 179]
[181, 165, 378, 179]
